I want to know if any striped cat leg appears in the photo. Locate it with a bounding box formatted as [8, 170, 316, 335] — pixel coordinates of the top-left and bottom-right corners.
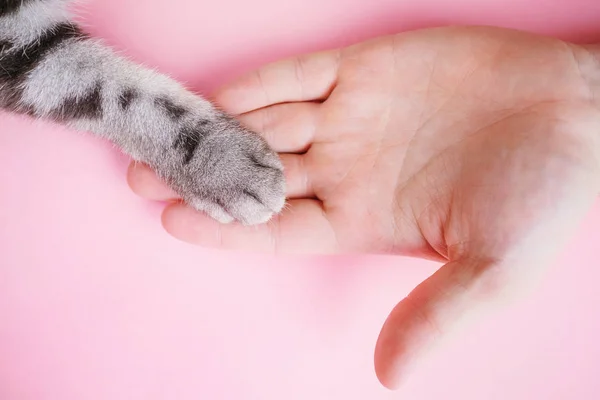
[0, 0, 285, 225]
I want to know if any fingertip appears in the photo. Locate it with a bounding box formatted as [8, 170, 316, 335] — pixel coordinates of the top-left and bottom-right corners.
[211, 87, 239, 115]
[161, 202, 184, 237]
[212, 72, 268, 115]
[161, 203, 224, 247]
[127, 162, 179, 201]
[374, 342, 397, 390]
[373, 306, 411, 391]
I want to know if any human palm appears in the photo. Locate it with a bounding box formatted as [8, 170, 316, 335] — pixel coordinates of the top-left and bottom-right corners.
[128, 27, 600, 389]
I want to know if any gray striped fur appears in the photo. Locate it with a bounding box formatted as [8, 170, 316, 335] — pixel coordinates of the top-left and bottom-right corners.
[0, 0, 285, 225]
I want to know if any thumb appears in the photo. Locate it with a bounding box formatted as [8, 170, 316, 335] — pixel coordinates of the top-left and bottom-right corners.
[374, 256, 512, 390]
[374, 184, 599, 389]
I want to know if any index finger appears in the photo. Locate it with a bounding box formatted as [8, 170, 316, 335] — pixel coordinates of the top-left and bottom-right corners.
[214, 48, 341, 115]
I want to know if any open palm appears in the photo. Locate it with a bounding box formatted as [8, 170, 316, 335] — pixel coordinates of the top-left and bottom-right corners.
[128, 26, 600, 389]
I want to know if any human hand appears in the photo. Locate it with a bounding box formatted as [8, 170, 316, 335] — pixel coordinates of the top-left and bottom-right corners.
[127, 26, 600, 389]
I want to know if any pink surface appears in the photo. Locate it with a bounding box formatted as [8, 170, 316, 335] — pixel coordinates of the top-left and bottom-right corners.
[1, 0, 600, 398]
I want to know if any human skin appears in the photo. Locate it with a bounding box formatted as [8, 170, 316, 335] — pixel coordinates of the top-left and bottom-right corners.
[127, 26, 600, 389]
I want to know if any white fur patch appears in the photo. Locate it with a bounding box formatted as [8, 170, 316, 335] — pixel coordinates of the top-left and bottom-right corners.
[0, 0, 73, 46]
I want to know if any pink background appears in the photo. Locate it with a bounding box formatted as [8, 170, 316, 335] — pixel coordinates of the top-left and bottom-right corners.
[1, 0, 600, 398]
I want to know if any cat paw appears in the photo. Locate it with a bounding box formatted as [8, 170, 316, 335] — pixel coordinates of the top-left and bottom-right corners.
[161, 114, 286, 226]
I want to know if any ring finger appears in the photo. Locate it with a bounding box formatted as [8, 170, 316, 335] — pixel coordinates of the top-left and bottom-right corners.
[238, 102, 320, 153]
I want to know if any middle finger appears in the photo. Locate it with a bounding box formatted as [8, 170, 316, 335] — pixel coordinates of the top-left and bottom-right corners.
[238, 102, 320, 153]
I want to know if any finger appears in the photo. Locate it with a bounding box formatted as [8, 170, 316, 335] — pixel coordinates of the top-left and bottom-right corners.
[214, 48, 341, 115]
[374, 257, 510, 389]
[127, 156, 313, 200]
[161, 199, 336, 254]
[238, 102, 319, 153]
[280, 154, 315, 199]
[127, 162, 179, 201]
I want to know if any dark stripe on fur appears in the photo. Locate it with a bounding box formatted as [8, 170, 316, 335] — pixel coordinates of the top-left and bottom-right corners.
[54, 82, 103, 120]
[243, 190, 263, 204]
[214, 198, 232, 215]
[118, 88, 137, 111]
[0, 0, 37, 16]
[0, 23, 85, 80]
[0, 40, 14, 52]
[174, 121, 209, 164]
[155, 97, 188, 120]
[248, 154, 272, 170]
[0, 23, 86, 110]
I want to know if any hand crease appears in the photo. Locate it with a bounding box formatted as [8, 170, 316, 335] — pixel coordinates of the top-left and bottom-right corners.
[294, 56, 306, 100]
[255, 68, 270, 105]
[567, 43, 597, 107]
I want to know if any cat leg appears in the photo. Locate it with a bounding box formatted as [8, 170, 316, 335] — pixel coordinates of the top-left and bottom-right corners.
[0, 0, 285, 225]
